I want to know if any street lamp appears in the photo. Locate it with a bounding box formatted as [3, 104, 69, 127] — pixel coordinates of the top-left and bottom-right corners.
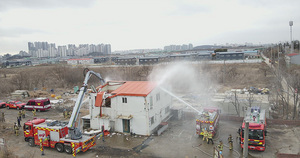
[289, 21, 293, 54]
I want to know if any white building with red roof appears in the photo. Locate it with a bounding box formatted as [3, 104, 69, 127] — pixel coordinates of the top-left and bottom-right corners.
[83, 81, 172, 135]
[67, 58, 94, 65]
[285, 53, 300, 65]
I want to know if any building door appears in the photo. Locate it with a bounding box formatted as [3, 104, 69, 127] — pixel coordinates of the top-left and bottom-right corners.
[122, 119, 130, 133]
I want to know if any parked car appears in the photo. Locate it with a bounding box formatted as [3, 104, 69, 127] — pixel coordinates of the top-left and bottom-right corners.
[6, 101, 26, 110]
[24, 98, 51, 112]
[0, 100, 6, 108]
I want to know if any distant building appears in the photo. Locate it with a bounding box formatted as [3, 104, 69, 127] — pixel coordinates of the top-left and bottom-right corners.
[243, 50, 259, 59]
[285, 53, 300, 65]
[139, 57, 159, 65]
[170, 54, 191, 61]
[215, 52, 244, 60]
[2, 60, 32, 68]
[58, 46, 67, 57]
[104, 44, 111, 54]
[115, 57, 137, 65]
[19, 51, 30, 57]
[94, 57, 110, 64]
[66, 58, 94, 65]
[197, 53, 211, 60]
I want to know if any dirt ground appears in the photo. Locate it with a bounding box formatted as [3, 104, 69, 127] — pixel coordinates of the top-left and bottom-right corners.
[1, 105, 300, 158]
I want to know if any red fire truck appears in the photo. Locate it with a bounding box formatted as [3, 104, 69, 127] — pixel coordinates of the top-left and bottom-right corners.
[239, 106, 267, 151]
[23, 118, 95, 154]
[23, 69, 105, 154]
[196, 107, 220, 137]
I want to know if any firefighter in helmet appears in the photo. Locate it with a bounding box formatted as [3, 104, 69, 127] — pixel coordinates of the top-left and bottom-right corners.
[22, 109, 26, 118]
[14, 122, 19, 136]
[32, 108, 36, 116]
[203, 128, 208, 141]
[207, 131, 214, 144]
[217, 140, 223, 152]
[63, 109, 67, 118]
[228, 134, 233, 150]
[18, 110, 22, 121]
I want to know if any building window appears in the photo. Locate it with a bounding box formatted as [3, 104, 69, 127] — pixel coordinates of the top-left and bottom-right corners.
[156, 93, 160, 101]
[151, 116, 155, 125]
[165, 106, 170, 114]
[150, 96, 153, 109]
[122, 97, 127, 103]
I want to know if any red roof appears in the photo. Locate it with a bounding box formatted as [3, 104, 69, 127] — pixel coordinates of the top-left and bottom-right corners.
[286, 53, 299, 57]
[67, 58, 92, 61]
[111, 81, 157, 97]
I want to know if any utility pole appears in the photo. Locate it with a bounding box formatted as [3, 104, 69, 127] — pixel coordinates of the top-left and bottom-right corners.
[289, 21, 293, 54]
[243, 122, 249, 158]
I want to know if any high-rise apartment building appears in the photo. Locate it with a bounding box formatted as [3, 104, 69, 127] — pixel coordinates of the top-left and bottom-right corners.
[104, 44, 111, 54]
[58, 46, 67, 57]
[28, 42, 111, 58]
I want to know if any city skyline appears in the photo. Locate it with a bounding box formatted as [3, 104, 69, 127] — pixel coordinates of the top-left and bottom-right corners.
[0, 0, 299, 55]
[27, 42, 111, 58]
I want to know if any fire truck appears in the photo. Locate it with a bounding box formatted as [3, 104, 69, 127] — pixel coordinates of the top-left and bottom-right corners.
[196, 107, 220, 137]
[23, 69, 105, 154]
[239, 106, 267, 151]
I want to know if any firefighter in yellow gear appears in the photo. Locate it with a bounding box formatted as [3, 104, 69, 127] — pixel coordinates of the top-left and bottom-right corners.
[63, 109, 67, 118]
[32, 109, 36, 116]
[18, 110, 22, 121]
[22, 109, 26, 118]
[67, 111, 71, 118]
[203, 129, 208, 141]
[228, 134, 233, 150]
[217, 140, 223, 152]
[207, 131, 214, 144]
[14, 123, 19, 136]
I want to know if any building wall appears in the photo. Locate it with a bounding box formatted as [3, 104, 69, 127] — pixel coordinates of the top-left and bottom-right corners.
[88, 86, 172, 135]
[67, 59, 94, 65]
[147, 88, 172, 134]
[290, 55, 300, 65]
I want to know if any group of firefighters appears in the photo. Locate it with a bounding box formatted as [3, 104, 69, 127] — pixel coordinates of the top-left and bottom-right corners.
[0, 108, 38, 136]
[63, 109, 72, 119]
[202, 128, 234, 155]
[1, 108, 70, 137]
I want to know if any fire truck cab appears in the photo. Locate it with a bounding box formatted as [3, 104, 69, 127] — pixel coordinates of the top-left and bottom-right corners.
[24, 118, 96, 154]
[239, 106, 267, 151]
[196, 107, 220, 137]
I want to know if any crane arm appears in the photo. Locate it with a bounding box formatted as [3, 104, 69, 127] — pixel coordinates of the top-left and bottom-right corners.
[67, 69, 105, 140]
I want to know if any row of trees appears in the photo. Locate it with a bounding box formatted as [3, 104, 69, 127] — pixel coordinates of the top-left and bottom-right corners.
[263, 45, 300, 120]
[0, 65, 154, 96]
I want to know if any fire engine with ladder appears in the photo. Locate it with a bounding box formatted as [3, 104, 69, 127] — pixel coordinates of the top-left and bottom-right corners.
[239, 106, 267, 151]
[196, 107, 220, 137]
[23, 69, 105, 154]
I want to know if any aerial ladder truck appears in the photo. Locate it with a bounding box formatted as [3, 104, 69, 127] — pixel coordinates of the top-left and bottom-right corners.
[23, 69, 105, 154]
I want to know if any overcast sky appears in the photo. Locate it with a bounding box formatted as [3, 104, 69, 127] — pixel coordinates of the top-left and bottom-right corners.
[0, 0, 299, 55]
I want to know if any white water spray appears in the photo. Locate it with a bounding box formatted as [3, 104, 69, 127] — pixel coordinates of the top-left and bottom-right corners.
[159, 86, 202, 114]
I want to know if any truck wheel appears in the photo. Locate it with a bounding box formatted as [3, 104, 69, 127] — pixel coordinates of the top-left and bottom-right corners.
[17, 107, 20, 110]
[38, 109, 41, 112]
[55, 143, 64, 152]
[7, 106, 9, 109]
[28, 138, 35, 147]
[64, 145, 72, 154]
